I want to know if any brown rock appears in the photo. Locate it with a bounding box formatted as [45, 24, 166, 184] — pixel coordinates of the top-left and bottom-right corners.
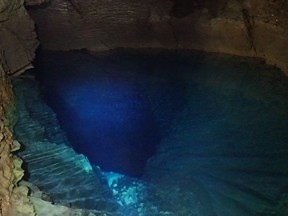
[28, 0, 288, 74]
[0, 0, 39, 76]
[0, 0, 39, 215]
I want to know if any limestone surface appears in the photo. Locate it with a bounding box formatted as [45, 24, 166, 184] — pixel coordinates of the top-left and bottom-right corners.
[0, 63, 35, 216]
[28, 0, 288, 74]
[0, 0, 39, 76]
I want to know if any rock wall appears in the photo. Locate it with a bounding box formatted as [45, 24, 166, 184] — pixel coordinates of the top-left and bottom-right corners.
[0, 0, 39, 76]
[0, 3, 114, 215]
[28, 0, 288, 74]
[0, 0, 38, 215]
[0, 58, 35, 216]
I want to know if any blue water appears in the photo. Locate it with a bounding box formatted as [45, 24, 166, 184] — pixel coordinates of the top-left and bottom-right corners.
[35, 50, 187, 176]
[35, 49, 288, 215]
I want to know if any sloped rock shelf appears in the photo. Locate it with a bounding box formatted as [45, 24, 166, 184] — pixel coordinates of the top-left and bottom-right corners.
[13, 78, 118, 214]
[14, 49, 288, 215]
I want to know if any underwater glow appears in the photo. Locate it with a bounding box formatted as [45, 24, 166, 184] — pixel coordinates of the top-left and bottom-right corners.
[76, 156, 93, 173]
[104, 172, 125, 188]
[36, 51, 187, 177]
[43, 75, 160, 176]
[23, 50, 288, 215]
[104, 171, 147, 206]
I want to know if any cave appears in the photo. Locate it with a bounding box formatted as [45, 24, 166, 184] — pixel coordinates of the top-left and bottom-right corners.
[13, 49, 288, 215]
[1, 0, 288, 216]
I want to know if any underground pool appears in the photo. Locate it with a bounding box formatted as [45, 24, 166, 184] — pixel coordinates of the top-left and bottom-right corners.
[13, 49, 288, 215]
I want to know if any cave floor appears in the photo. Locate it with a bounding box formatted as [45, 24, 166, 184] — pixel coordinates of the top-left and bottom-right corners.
[13, 49, 288, 216]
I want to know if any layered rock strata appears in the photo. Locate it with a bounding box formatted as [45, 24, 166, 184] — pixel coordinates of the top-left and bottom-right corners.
[28, 0, 288, 74]
[12, 77, 118, 214]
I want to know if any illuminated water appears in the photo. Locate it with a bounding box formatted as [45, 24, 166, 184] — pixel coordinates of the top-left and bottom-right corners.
[21, 49, 288, 215]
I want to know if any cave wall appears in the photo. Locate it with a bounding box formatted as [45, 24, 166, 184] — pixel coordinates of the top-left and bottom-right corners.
[0, 3, 113, 215]
[0, 45, 35, 216]
[28, 0, 288, 74]
[0, 0, 39, 215]
[0, 0, 287, 214]
[0, 69, 22, 216]
[0, 0, 39, 76]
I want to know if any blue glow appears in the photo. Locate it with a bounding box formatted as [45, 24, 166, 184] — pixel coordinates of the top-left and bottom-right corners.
[103, 171, 147, 207]
[41, 72, 163, 176]
[31, 50, 288, 215]
[58, 81, 140, 121]
[36, 51, 186, 176]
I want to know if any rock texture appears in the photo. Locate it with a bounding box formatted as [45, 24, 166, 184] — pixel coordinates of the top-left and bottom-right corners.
[0, 0, 39, 215]
[0, 0, 39, 76]
[141, 51, 288, 216]
[30, 197, 106, 216]
[28, 0, 288, 74]
[35, 49, 288, 215]
[0, 59, 35, 216]
[12, 76, 120, 215]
